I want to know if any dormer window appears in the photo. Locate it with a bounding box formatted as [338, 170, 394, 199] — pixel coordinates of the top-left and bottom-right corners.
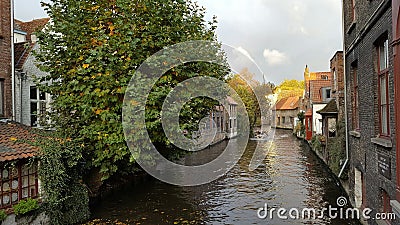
[321, 87, 331, 101]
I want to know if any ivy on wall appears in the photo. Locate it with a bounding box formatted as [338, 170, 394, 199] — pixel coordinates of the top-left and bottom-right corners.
[34, 132, 90, 225]
[326, 119, 348, 179]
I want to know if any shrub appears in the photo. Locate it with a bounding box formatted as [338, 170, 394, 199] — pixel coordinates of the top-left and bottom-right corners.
[13, 198, 39, 215]
[0, 209, 7, 221]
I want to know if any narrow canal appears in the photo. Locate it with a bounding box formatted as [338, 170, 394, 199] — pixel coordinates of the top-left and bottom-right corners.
[87, 129, 361, 225]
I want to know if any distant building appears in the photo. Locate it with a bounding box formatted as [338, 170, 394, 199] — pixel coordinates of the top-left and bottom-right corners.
[343, 0, 400, 223]
[317, 51, 344, 162]
[303, 66, 332, 139]
[13, 18, 50, 127]
[225, 96, 238, 139]
[200, 96, 238, 146]
[272, 96, 300, 130]
[330, 51, 345, 121]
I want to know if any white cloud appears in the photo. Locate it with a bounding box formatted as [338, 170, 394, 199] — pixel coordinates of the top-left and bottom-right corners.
[263, 49, 288, 66]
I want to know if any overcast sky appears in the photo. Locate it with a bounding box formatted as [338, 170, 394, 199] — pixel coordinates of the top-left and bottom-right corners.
[14, 0, 343, 85]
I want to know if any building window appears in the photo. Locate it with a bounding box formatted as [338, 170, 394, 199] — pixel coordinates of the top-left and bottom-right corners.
[325, 88, 331, 99]
[377, 38, 390, 136]
[30, 86, 49, 127]
[321, 87, 331, 101]
[0, 80, 4, 117]
[328, 118, 337, 137]
[282, 116, 286, 124]
[0, 163, 38, 209]
[352, 63, 359, 130]
[333, 69, 337, 91]
[321, 75, 329, 80]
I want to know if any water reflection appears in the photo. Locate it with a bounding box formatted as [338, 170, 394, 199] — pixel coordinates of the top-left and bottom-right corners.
[87, 129, 361, 225]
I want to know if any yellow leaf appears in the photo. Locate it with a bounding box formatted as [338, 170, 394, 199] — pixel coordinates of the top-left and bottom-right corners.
[9, 137, 17, 141]
[78, 55, 84, 61]
[83, 64, 90, 69]
[95, 109, 102, 115]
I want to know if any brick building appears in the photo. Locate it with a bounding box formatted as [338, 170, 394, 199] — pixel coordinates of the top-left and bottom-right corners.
[303, 66, 332, 139]
[330, 51, 345, 121]
[0, 0, 13, 119]
[272, 96, 300, 130]
[343, 0, 400, 224]
[393, 0, 400, 219]
[316, 51, 344, 164]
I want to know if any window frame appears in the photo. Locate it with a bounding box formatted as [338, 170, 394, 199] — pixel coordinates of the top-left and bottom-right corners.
[0, 162, 39, 209]
[377, 38, 390, 137]
[333, 69, 337, 91]
[30, 86, 49, 127]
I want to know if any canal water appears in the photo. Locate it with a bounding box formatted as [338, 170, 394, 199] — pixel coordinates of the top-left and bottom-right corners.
[86, 129, 361, 225]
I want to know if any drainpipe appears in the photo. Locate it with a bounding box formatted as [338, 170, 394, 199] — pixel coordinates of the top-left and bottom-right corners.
[11, 0, 16, 121]
[338, 0, 348, 179]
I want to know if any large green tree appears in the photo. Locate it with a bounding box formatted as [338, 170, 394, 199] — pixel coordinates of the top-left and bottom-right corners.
[35, 0, 228, 182]
[227, 69, 273, 131]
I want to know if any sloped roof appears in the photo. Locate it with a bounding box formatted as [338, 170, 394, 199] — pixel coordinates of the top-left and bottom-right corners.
[305, 71, 331, 93]
[14, 42, 34, 69]
[317, 99, 338, 115]
[309, 80, 331, 103]
[0, 122, 40, 162]
[13, 18, 49, 69]
[274, 96, 300, 110]
[226, 96, 238, 105]
[14, 18, 49, 42]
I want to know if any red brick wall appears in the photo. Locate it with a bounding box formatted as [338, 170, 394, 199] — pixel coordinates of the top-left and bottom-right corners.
[0, 0, 12, 118]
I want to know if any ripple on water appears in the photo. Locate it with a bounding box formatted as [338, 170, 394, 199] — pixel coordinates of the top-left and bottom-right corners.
[87, 130, 361, 225]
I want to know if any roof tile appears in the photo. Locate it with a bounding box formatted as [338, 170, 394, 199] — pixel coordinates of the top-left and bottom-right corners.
[274, 96, 300, 110]
[0, 121, 40, 162]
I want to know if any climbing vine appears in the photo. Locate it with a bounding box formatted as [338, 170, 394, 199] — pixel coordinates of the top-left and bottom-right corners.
[34, 132, 90, 225]
[326, 119, 347, 179]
